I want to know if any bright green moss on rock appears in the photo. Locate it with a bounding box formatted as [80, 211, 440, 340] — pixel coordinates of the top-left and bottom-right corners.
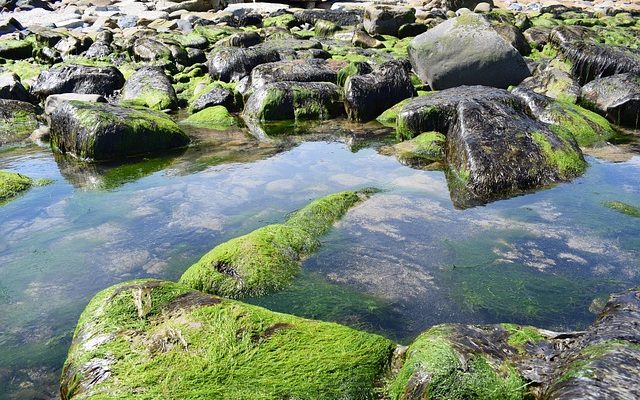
[0, 100, 40, 146]
[0, 170, 32, 203]
[0, 39, 33, 59]
[180, 190, 375, 298]
[547, 100, 616, 147]
[388, 326, 525, 400]
[501, 323, 544, 353]
[180, 106, 236, 129]
[603, 200, 640, 218]
[377, 98, 414, 127]
[61, 279, 395, 400]
[391, 131, 445, 167]
[263, 13, 297, 28]
[532, 129, 587, 178]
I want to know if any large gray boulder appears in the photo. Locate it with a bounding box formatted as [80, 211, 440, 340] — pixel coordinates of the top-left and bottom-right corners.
[363, 5, 415, 36]
[408, 13, 530, 90]
[50, 101, 189, 161]
[344, 60, 415, 122]
[248, 59, 338, 93]
[30, 65, 125, 99]
[581, 73, 640, 129]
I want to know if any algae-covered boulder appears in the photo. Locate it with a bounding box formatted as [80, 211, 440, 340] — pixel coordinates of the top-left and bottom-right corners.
[60, 279, 394, 399]
[243, 81, 343, 122]
[517, 61, 581, 103]
[408, 13, 530, 90]
[120, 67, 178, 111]
[208, 47, 280, 82]
[248, 59, 338, 92]
[0, 99, 41, 146]
[559, 41, 640, 84]
[180, 106, 236, 129]
[0, 170, 33, 203]
[513, 87, 616, 147]
[180, 190, 374, 297]
[580, 73, 640, 129]
[344, 60, 416, 122]
[0, 39, 32, 60]
[132, 38, 173, 62]
[385, 131, 445, 169]
[50, 101, 189, 161]
[30, 65, 125, 99]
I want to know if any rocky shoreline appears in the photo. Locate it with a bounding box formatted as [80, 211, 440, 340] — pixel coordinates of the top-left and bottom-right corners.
[0, 0, 639, 398]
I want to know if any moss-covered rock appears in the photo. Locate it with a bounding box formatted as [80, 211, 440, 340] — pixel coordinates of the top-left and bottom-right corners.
[60, 279, 394, 400]
[180, 190, 375, 298]
[50, 101, 189, 161]
[0, 170, 32, 203]
[388, 131, 445, 168]
[119, 67, 178, 111]
[263, 13, 297, 29]
[388, 325, 526, 400]
[0, 99, 41, 146]
[603, 200, 640, 218]
[337, 61, 373, 88]
[376, 97, 414, 127]
[0, 39, 33, 60]
[180, 106, 236, 129]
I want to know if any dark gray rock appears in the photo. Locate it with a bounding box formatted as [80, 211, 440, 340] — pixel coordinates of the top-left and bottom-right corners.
[559, 41, 640, 84]
[493, 23, 530, 56]
[50, 101, 189, 161]
[30, 65, 125, 99]
[132, 38, 173, 62]
[191, 88, 235, 113]
[248, 59, 338, 92]
[408, 13, 530, 90]
[0, 17, 23, 35]
[0, 73, 36, 103]
[84, 41, 112, 59]
[216, 31, 262, 48]
[244, 81, 343, 121]
[344, 60, 415, 122]
[120, 67, 178, 111]
[294, 9, 362, 27]
[397, 23, 428, 39]
[363, 5, 416, 36]
[0, 39, 32, 60]
[523, 27, 551, 49]
[207, 47, 280, 82]
[581, 73, 640, 128]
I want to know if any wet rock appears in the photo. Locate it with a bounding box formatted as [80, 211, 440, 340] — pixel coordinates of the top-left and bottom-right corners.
[208, 47, 280, 82]
[0, 39, 33, 60]
[0, 99, 41, 146]
[513, 87, 616, 146]
[363, 5, 416, 36]
[408, 13, 530, 90]
[44, 94, 106, 115]
[30, 65, 125, 99]
[132, 38, 173, 62]
[181, 190, 373, 297]
[191, 87, 235, 113]
[60, 279, 393, 399]
[493, 23, 530, 56]
[50, 101, 189, 161]
[337, 61, 373, 87]
[517, 60, 581, 103]
[243, 81, 343, 122]
[0, 73, 36, 103]
[385, 131, 446, 169]
[248, 59, 338, 93]
[181, 105, 236, 129]
[294, 9, 362, 27]
[315, 19, 339, 38]
[559, 41, 640, 84]
[397, 23, 428, 39]
[352, 29, 385, 49]
[523, 27, 551, 49]
[120, 67, 178, 111]
[344, 60, 416, 122]
[581, 73, 640, 129]
[216, 31, 262, 48]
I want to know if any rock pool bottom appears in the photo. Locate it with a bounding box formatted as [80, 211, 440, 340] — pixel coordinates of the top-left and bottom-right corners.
[0, 128, 639, 398]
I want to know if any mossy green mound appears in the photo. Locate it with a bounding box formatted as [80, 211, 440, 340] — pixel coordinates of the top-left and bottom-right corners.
[603, 200, 640, 218]
[180, 190, 375, 298]
[388, 326, 525, 400]
[391, 131, 445, 167]
[377, 98, 414, 127]
[546, 100, 616, 147]
[181, 106, 236, 129]
[0, 39, 33, 59]
[501, 323, 544, 353]
[0, 170, 32, 203]
[532, 128, 587, 178]
[61, 279, 394, 400]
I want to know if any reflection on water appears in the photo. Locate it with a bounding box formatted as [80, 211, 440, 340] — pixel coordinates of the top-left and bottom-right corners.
[0, 124, 639, 398]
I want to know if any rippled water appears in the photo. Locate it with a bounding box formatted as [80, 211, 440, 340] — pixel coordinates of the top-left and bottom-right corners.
[0, 123, 639, 399]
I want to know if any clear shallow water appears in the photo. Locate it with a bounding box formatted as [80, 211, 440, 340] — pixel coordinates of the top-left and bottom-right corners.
[0, 125, 639, 399]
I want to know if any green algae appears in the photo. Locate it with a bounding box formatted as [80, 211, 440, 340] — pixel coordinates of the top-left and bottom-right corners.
[377, 98, 414, 127]
[181, 106, 236, 129]
[501, 323, 544, 353]
[180, 190, 375, 298]
[0, 170, 33, 203]
[63, 279, 394, 400]
[557, 340, 640, 383]
[532, 130, 586, 178]
[547, 101, 616, 147]
[1, 60, 43, 83]
[263, 14, 297, 29]
[603, 200, 640, 218]
[393, 131, 445, 167]
[388, 326, 525, 400]
[528, 43, 559, 61]
[0, 108, 40, 145]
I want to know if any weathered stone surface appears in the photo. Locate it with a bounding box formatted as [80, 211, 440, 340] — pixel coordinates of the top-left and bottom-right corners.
[216, 31, 262, 48]
[442, 0, 494, 11]
[248, 59, 338, 92]
[363, 5, 415, 36]
[44, 94, 106, 115]
[0, 73, 36, 103]
[243, 81, 343, 122]
[294, 9, 362, 27]
[120, 67, 178, 111]
[50, 101, 189, 161]
[559, 41, 640, 84]
[0, 99, 41, 146]
[408, 13, 530, 90]
[208, 47, 280, 82]
[191, 88, 235, 113]
[132, 37, 173, 62]
[493, 23, 530, 56]
[0, 39, 32, 59]
[581, 73, 640, 129]
[517, 60, 581, 103]
[30, 65, 125, 99]
[59, 279, 394, 400]
[344, 60, 415, 122]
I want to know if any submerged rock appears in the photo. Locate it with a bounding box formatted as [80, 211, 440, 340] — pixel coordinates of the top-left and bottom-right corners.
[0, 170, 34, 203]
[0, 99, 41, 146]
[50, 101, 189, 161]
[559, 41, 640, 84]
[243, 81, 343, 122]
[30, 65, 125, 99]
[60, 279, 394, 400]
[384, 131, 446, 169]
[580, 73, 640, 129]
[344, 60, 415, 122]
[180, 190, 374, 297]
[208, 47, 280, 82]
[408, 13, 530, 90]
[120, 67, 178, 111]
